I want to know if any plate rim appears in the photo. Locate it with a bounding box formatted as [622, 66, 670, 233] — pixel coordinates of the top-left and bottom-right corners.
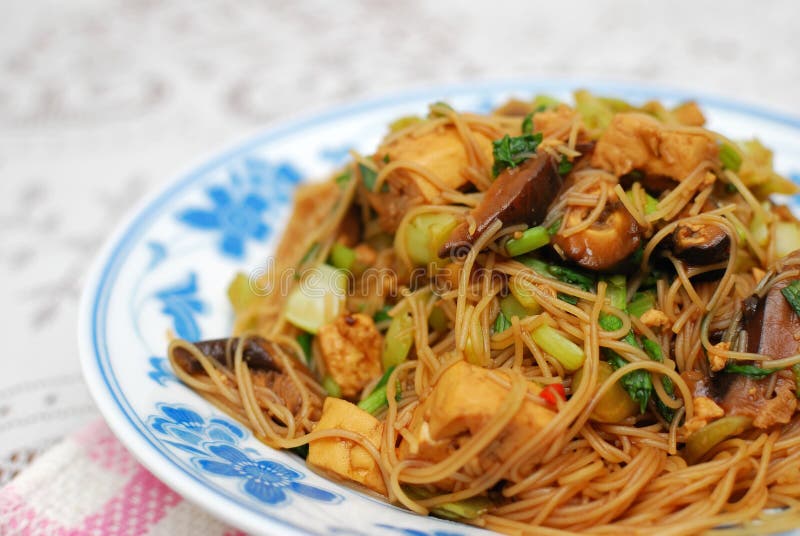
[78, 77, 800, 536]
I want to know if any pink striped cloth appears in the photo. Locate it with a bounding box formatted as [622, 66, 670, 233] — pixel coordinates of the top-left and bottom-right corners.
[0, 419, 244, 536]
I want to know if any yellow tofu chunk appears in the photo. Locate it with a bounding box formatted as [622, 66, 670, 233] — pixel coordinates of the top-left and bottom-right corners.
[591, 112, 718, 181]
[401, 361, 556, 468]
[307, 398, 387, 495]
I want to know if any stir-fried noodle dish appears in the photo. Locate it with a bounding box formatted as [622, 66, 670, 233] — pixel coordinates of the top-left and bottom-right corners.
[169, 93, 800, 535]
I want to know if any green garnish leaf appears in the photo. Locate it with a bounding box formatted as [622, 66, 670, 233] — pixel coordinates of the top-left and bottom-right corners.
[373, 305, 392, 324]
[521, 112, 534, 135]
[357, 366, 401, 415]
[719, 143, 743, 172]
[289, 444, 309, 459]
[335, 171, 352, 188]
[780, 280, 800, 317]
[628, 291, 656, 319]
[558, 155, 573, 176]
[358, 162, 380, 191]
[382, 154, 390, 164]
[491, 133, 543, 177]
[723, 363, 780, 378]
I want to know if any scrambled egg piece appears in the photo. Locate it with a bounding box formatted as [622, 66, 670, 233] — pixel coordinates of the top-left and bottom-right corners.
[591, 112, 718, 180]
[684, 396, 725, 435]
[318, 313, 382, 399]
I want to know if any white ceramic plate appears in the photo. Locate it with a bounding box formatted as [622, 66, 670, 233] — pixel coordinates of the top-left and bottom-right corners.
[79, 81, 800, 536]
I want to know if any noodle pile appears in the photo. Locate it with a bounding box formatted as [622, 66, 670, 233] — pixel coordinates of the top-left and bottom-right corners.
[168, 93, 800, 535]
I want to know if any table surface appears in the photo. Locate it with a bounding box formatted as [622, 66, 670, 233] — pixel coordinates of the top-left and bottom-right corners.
[1, 0, 798, 485]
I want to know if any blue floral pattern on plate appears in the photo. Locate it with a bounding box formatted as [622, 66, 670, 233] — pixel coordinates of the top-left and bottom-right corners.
[147, 356, 177, 386]
[148, 404, 342, 507]
[154, 272, 206, 340]
[176, 157, 301, 258]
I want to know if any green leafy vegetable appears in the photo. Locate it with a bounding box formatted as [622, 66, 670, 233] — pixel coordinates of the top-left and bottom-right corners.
[382, 309, 414, 369]
[298, 242, 320, 268]
[548, 264, 595, 292]
[373, 305, 392, 324]
[505, 226, 550, 257]
[793, 364, 800, 398]
[607, 354, 653, 413]
[521, 112, 534, 135]
[493, 310, 512, 334]
[491, 133, 543, 177]
[719, 143, 743, 172]
[557, 293, 579, 305]
[296, 332, 313, 365]
[404, 486, 491, 521]
[723, 363, 780, 378]
[289, 444, 309, 459]
[335, 170, 351, 188]
[780, 280, 800, 317]
[358, 162, 379, 191]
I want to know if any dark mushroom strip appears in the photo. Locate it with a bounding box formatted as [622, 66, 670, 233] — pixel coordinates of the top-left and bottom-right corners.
[439, 152, 560, 258]
[172, 337, 286, 375]
[742, 276, 800, 359]
[552, 200, 642, 272]
[172, 336, 322, 417]
[671, 223, 731, 266]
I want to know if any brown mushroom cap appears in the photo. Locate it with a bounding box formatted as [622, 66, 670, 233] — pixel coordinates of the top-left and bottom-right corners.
[672, 223, 730, 265]
[742, 277, 800, 359]
[439, 152, 561, 258]
[553, 200, 642, 272]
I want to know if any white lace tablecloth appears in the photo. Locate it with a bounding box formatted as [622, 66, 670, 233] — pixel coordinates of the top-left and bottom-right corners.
[1, 0, 798, 526]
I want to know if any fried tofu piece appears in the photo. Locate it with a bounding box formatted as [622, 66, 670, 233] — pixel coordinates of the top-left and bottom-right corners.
[308, 398, 386, 495]
[318, 313, 382, 399]
[401, 361, 555, 470]
[591, 112, 718, 181]
[369, 125, 494, 231]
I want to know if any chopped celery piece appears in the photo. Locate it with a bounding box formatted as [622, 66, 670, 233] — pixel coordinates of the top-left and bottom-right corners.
[322, 375, 341, 398]
[329, 243, 356, 271]
[505, 226, 550, 257]
[227, 272, 256, 313]
[546, 218, 563, 236]
[284, 264, 347, 334]
[719, 143, 742, 172]
[782, 281, 800, 317]
[518, 256, 552, 277]
[493, 311, 511, 334]
[628, 291, 656, 319]
[599, 313, 623, 332]
[500, 293, 530, 321]
[774, 222, 800, 259]
[604, 275, 627, 310]
[382, 310, 414, 369]
[404, 213, 458, 266]
[357, 365, 399, 415]
[531, 324, 585, 371]
[685, 416, 751, 464]
[508, 276, 543, 313]
[296, 332, 313, 364]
